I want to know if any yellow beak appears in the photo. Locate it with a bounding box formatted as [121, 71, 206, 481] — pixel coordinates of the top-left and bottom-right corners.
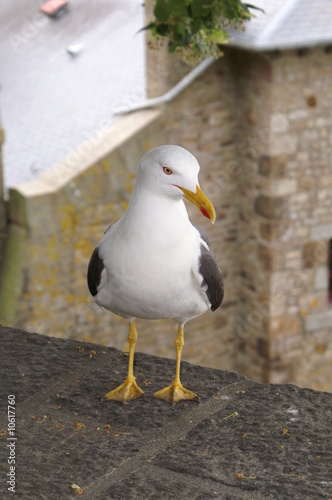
[179, 184, 216, 224]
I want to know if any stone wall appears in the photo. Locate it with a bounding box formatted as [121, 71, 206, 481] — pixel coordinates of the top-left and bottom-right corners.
[1, 61, 238, 373]
[268, 47, 332, 391]
[141, 42, 332, 390]
[229, 47, 332, 391]
[2, 42, 332, 391]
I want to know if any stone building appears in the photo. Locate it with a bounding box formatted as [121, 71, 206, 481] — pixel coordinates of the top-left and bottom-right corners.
[1, 0, 332, 391]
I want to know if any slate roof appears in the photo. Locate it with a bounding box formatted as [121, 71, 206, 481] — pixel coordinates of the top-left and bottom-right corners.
[229, 0, 332, 50]
[0, 0, 145, 190]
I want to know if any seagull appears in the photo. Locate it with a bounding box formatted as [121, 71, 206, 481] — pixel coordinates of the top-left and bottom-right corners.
[87, 145, 224, 404]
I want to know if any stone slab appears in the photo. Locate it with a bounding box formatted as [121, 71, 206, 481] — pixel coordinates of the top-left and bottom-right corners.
[0, 326, 332, 499]
[310, 222, 332, 242]
[305, 309, 332, 332]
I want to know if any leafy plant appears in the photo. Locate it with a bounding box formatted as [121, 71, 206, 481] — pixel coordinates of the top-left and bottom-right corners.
[142, 0, 263, 64]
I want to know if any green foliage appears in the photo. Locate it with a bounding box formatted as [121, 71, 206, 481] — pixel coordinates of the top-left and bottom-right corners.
[142, 0, 262, 65]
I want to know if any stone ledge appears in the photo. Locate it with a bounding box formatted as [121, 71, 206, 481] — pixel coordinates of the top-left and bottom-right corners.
[0, 326, 331, 499]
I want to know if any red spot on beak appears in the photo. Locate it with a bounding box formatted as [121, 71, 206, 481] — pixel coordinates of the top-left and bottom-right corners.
[200, 207, 210, 219]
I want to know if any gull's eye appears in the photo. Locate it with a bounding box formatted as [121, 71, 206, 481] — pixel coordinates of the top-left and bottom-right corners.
[162, 166, 173, 175]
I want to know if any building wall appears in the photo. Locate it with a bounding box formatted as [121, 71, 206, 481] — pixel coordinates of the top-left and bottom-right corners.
[142, 43, 332, 389]
[230, 47, 332, 391]
[226, 48, 274, 384]
[161, 58, 240, 371]
[2, 60, 238, 373]
[267, 47, 332, 391]
[2, 44, 332, 391]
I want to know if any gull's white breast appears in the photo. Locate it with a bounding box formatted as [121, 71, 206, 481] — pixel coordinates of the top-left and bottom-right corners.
[94, 217, 210, 323]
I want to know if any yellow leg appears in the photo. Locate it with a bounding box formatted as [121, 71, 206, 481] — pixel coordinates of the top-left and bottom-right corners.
[154, 325, 199, 403]
[103, 320, 144, 404]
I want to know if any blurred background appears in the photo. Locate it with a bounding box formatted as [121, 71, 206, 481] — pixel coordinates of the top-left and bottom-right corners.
[0, 0, 332, 393]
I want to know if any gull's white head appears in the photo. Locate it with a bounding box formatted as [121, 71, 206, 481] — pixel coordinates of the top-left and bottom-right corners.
[136, 145, 216, 223]
[138, 145, 199, 194]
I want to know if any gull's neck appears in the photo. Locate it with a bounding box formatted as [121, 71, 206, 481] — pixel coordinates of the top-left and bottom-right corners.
[123, 185, 190, 237]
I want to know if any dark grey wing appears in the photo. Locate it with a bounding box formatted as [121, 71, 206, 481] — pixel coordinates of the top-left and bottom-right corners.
[87, 247, 105, 297]
[196, 229, 224, 311]
[199, 244, 224, 311]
